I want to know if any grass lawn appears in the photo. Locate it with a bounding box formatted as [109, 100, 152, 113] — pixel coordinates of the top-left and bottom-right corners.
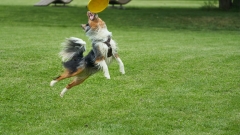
[0, 0, 240, 134]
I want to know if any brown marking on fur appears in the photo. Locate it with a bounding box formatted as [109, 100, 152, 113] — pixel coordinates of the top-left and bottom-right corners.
[95, 56, 104, 63]
[88, 18, 106, 30]
[54, 68, 84, 81]
[54, 70, 71, 81]
[66, 77, 89, 89]
[71, 68, 85, 76]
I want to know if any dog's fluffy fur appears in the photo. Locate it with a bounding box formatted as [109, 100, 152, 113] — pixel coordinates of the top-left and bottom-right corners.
[50, 11, 125, 97]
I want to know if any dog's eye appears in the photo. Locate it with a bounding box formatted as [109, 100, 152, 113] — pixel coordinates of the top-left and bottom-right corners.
[86, 23, 89, 26]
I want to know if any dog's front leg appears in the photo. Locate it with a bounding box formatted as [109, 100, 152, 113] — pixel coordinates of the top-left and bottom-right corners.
[117, 57, 125, 74]
[114, 54, 125, 74]
[96, 60, 110, 79]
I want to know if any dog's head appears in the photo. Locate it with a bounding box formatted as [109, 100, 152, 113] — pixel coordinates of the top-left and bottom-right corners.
[81, 11, 106, 32]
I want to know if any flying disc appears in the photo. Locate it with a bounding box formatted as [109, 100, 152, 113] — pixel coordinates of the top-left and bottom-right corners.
[87, 0, 109, 13]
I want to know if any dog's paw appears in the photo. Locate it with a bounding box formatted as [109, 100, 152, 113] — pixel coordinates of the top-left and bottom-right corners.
[50, 80, 57, 87]
[120, 70, 125, 75]
[119, 66, 125, 75]
[105, 75, 111, 79]
[104, 73, 111, 79]
[60, 88, 68, 97]
[60, 93, 64, 98]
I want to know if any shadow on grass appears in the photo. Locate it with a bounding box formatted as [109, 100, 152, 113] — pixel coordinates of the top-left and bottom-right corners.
[0, 5, 239, 31]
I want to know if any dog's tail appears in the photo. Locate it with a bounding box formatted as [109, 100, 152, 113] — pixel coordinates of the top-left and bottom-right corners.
[59, 37, 86, 62]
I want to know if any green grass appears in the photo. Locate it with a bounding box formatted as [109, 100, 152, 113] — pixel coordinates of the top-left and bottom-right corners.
[1, 0, 240, 135]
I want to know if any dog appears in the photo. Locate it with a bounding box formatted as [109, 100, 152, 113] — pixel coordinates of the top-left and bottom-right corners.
[50, 11, 125, 97]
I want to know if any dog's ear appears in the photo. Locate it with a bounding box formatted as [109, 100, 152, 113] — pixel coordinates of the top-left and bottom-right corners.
[81, 24, 90, 32]
[81, 24, 86, 29]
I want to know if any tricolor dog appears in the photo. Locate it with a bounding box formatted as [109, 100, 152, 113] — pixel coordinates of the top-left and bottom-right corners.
[50, 11, 125, 97]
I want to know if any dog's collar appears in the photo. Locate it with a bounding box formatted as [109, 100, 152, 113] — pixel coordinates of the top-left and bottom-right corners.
[92, 37, 112, 57]
[103, 36, 111, 47]
[93, 36, 111, 44]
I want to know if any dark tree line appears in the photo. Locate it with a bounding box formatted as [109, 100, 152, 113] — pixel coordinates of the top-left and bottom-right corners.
[219, 0, 240, 10]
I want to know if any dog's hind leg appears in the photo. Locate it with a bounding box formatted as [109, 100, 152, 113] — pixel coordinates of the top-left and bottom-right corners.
[60, 76, 88, 97]
[114, 54, 125, 74]
[50, 68, 84, 87]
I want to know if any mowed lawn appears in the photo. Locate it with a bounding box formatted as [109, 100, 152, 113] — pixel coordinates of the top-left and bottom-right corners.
[0, 0, 240, 134]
